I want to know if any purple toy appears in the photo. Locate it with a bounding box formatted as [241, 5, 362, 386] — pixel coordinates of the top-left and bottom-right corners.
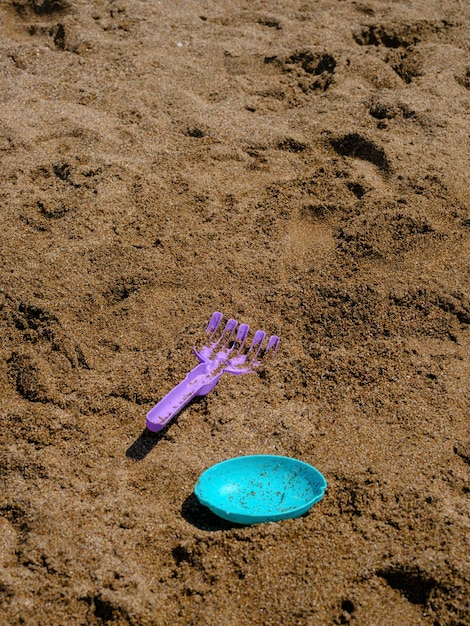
[146, 312, 280, 432]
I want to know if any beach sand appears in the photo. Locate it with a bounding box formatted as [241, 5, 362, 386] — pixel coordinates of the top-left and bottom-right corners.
[0, 0, 469, 624]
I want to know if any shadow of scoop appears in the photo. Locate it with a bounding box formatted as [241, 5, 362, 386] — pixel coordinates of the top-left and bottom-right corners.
[181, 494, 245, 531]
[125, 428, 165, 460]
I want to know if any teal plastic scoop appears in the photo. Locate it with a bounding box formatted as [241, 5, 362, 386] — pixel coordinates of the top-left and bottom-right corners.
[194, 455, 327, 525]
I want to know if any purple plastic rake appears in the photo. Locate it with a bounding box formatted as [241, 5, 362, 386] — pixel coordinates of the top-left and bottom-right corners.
[146, 312, 280, 432]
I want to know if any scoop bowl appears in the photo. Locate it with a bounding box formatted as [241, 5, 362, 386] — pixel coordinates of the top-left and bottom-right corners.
[194, 455, 327, 525]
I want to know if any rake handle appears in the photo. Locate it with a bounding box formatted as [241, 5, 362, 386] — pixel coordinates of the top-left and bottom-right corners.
[146, 363, 221, 432]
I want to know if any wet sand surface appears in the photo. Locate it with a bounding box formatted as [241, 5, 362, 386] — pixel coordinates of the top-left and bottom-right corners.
[0, 0, 469, 624]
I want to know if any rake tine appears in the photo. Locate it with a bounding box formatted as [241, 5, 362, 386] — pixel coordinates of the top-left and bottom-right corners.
[205, 311, 223, 338]
[264, 335, 280, 358]
[216, 318, 238, 349]
[247, 330, 266, 360]
[232, 323, 249, 354]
